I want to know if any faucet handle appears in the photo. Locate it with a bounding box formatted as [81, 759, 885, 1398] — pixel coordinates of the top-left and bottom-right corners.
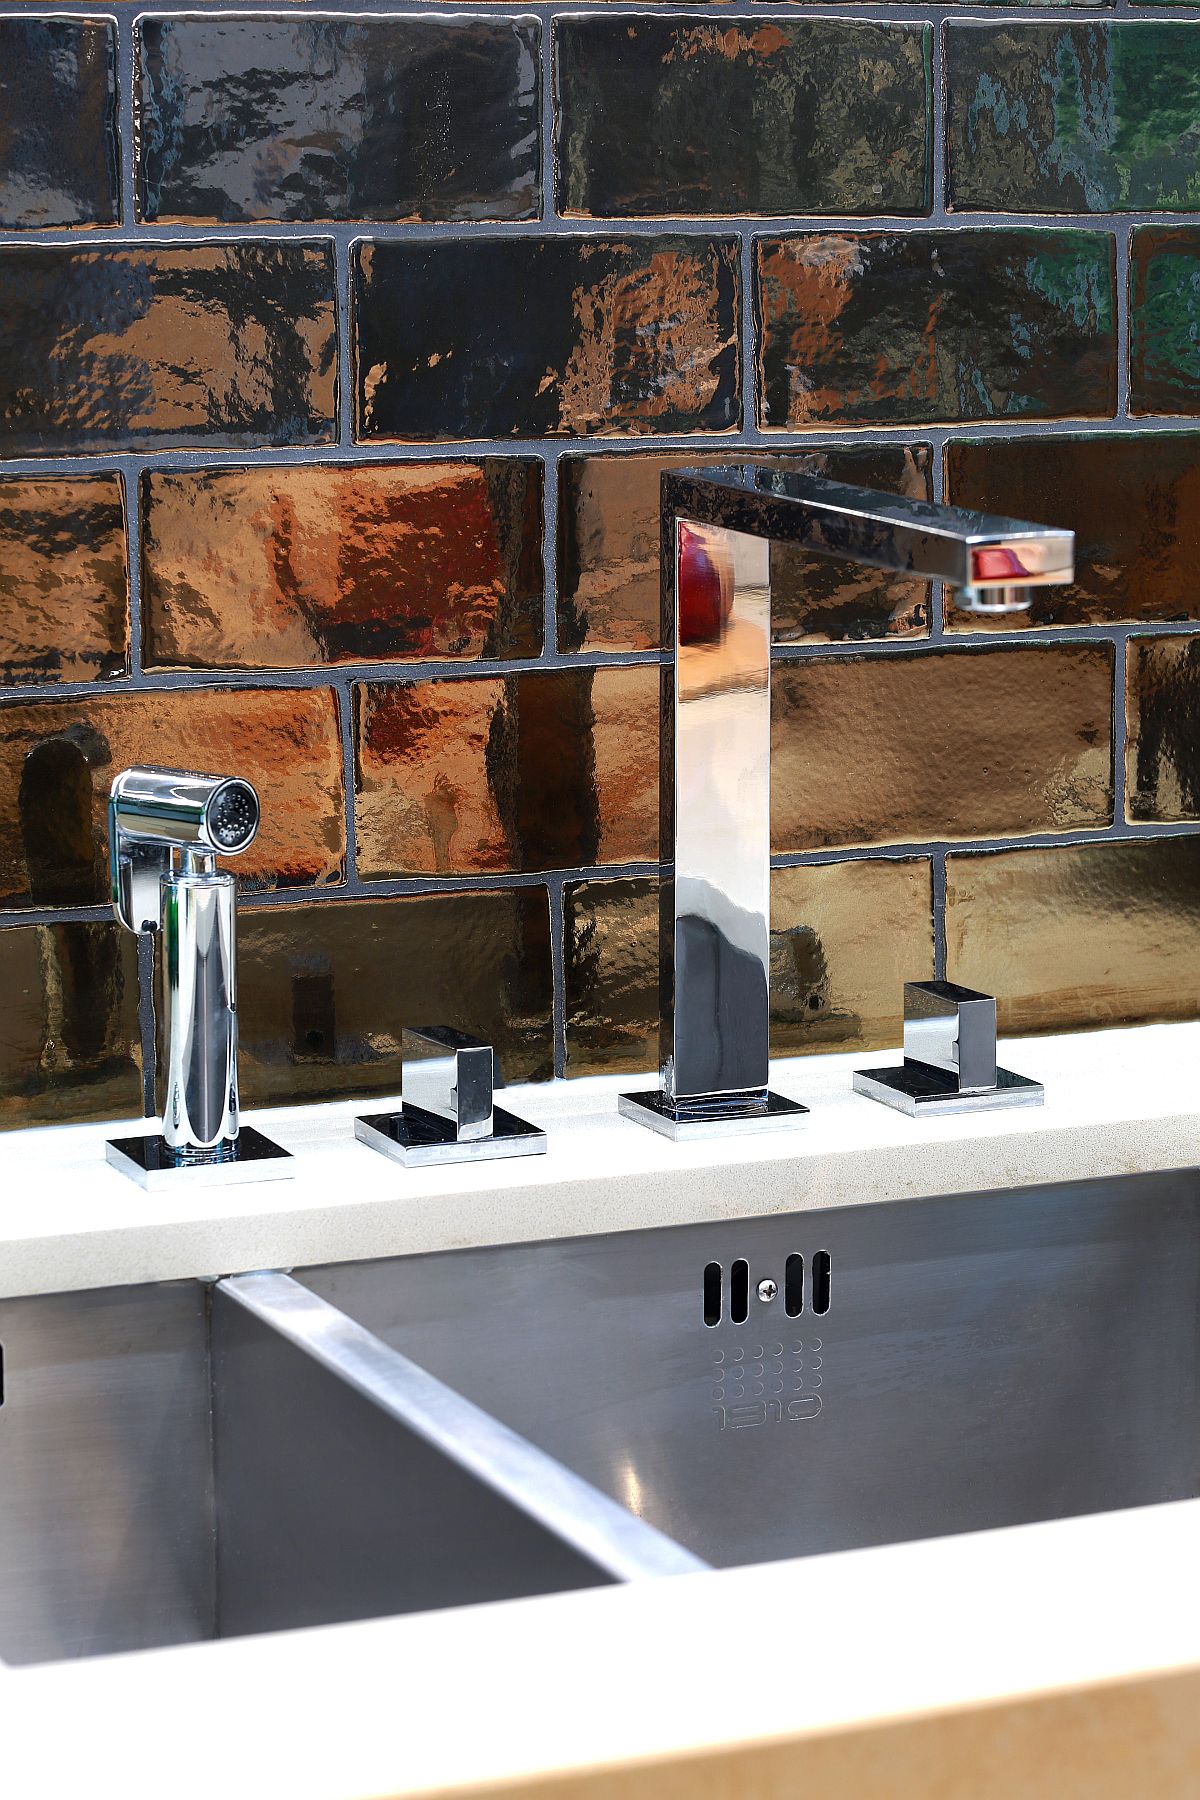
[902, 980, 997, 1094]
[403, 1025, 496, 1143]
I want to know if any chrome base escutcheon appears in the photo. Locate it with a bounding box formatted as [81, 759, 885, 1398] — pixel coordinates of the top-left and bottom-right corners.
[618, 1089, 809, 1143]
[355, 1102, 547, 1168]
[106, 1125, 294, 1191]
[852, 1063, 1043, 1118]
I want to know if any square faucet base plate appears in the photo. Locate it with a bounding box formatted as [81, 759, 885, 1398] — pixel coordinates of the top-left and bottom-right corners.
[618, 1089, 809, 1142]
[852, 1063, 1043, 1117]
[106, 1126, 294, 1191]
[355, 1102, 547, 1168]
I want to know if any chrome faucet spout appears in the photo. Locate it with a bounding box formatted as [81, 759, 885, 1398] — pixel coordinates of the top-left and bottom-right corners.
[619, 468, 1075, 1143]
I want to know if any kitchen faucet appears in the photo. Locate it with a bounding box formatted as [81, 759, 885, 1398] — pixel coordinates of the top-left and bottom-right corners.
[619, 468, 1075, 1141]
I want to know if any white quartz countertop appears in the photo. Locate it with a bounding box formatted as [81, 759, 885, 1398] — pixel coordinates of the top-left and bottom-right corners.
[0, 1020, 1195, 1299]
[2, 1022, 1200, 1798]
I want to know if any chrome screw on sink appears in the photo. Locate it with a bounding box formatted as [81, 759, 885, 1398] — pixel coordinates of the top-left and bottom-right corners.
[757, 1279, 778, 1304]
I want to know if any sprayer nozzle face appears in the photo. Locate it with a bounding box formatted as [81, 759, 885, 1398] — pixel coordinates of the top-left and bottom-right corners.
[206, 780, 259, 852]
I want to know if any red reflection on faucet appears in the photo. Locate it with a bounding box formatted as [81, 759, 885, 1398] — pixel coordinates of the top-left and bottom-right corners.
[678, 523, 734, 645]
[972, 546, 1031, 582]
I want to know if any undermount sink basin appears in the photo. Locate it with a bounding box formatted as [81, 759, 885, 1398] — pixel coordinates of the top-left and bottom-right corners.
[302, 1168, 1200, 1570]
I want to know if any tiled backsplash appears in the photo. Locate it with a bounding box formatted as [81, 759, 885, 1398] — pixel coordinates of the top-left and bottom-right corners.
[3, 3, 1200, 1128]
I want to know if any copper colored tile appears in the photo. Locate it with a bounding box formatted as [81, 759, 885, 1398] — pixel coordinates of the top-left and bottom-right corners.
[0, 476, 127, 683]
[946, 434, 1200, 629]
[563, 857, 933, 1075]
[557, 445, 932, 652]
[0, 687, 344, 907]
[946, 837, 1200, 1036]
[142, 461, 543, 671]
[771, 644, 1114, 852]
[0, 920, 141, 1129]
[236, 888, 552, 1107]
[355, 666, 657, 877]
[1126, 634, 1200, 821]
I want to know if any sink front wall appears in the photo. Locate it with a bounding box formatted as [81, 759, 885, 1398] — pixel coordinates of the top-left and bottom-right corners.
[2, 11, 1200, 1127]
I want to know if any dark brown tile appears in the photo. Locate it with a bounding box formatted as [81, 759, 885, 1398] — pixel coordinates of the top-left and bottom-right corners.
[142, 461, 543, 671]
[947, 24, 1200, 214]
[946, 837, 1200, 1036]
[1130, 227, 1200, 416]
[353, 236, 740, 440]
[0, 243, 336, 454]
[946, 434, 1200, 630]
[138, 14, 539, 224]
[563, 858, 933, 1075]
[0, 921, 141, 1130]
[0, 687, 345, 907]
[1126, 634, 1200, 821]
[756, 230, 1116, 428]
[355, 666, 658, 878]
[558, 445, 932, 652]
[0, 476, 127, 684]
[556, 18, 929, 218]
[772, 644, 1113, 852]
[236, 888, 552, 1107]
[0, 17, 118, 228]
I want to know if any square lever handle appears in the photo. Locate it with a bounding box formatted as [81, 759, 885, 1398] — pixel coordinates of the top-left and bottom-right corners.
[853, 979, 1043, 1118]
[354, 1025, 546, 1168]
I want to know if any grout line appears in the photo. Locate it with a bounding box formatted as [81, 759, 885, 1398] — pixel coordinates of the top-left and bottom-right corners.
[932, 848, 947, 980]
[541, 10, 556, 224]
[929, 17, 947, 224]
[1113, 633, 1130, 824]
[334, 235, 355, 446]
[336, 678, 359, 884]
[1115, 223, 1132, 420]
[547, 873, 568, 1078]
[115, 8, 137, 231]
[740, 231, 756, 436]
[541, 453, 559, 655]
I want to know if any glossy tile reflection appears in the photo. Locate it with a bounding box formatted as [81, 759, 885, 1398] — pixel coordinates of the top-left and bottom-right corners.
[1131, 228, 1200, 416]
[1126, 635, 1200, 821]
[0, 244, 336, 454]
[947, 838, 1200, 1035]
[138, 14, 540, 223]
[354, 666, 658, 877]
[771, 645, 1114, 852]
[556, 18, 930, 218]
[0, 476, 127, 683]
[353, 236, 740, 439]
[947, 25, 1200, 213]
[756, 231, 1116, 428]
[236, 889, 553, 1107]
[0, 921, 141, 1129]
[558, 445, 932, 652]
[0, 688, 344, 907]
[142, 461, 543, 670]
[946, 435, 1200, 629]
[0, 17, 118, 229]
[563, 859, 934, 1075]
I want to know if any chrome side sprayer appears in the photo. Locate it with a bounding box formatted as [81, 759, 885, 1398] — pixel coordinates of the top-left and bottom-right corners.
[106, 766, 292, 1190]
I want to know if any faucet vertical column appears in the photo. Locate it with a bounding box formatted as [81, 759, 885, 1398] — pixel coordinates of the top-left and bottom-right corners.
[619, 505, 808, 1140]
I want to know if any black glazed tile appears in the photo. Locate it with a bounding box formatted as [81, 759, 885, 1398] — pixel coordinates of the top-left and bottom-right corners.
[138, 13, 540, 223]
[0, 243, 337, 454]
[555, 17, 930, 218]
[0, 16, 118, 228]
[354, 236, 740, 440]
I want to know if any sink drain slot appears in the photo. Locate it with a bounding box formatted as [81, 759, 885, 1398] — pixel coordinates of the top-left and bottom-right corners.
[703, 1252, 832, 1325]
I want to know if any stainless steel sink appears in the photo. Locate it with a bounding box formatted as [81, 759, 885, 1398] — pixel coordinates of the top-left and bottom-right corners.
[0, 1270, 699, 1666]
[302, 1169, 1200, 1570]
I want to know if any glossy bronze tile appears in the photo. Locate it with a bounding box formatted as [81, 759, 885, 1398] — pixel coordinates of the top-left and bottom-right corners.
[946, 837, 1200, 1037]
[137, 14, 539, 224]
[0, 17, 118, 229]
[353, 236, 740, 440]
[0, 476, 127, 684]
[756, 231, 1116, 428]
[355, 665, 658, 877]
[1131, 228, 1200, 417]
[946, 434, 1200, 629]
[555, 18, 929, 218]
[142, 461, 543, 671]
[0, 687, 344, 907]
[947, 25, 1200, 214]
[771, 644, 1113, 852]
[563, 858, 933, 1075]
[558, 445, 932, 652]
[1126, 635, 1200, 821]
[0, 244, 336, 454]
[0, 920, 142, 1129]
[236, 888, 552, 1107]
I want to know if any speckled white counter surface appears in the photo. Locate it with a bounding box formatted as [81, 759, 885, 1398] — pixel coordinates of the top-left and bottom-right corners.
[0, 1020, 1196, 1300]
[1, 1022, 1200, 1799]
